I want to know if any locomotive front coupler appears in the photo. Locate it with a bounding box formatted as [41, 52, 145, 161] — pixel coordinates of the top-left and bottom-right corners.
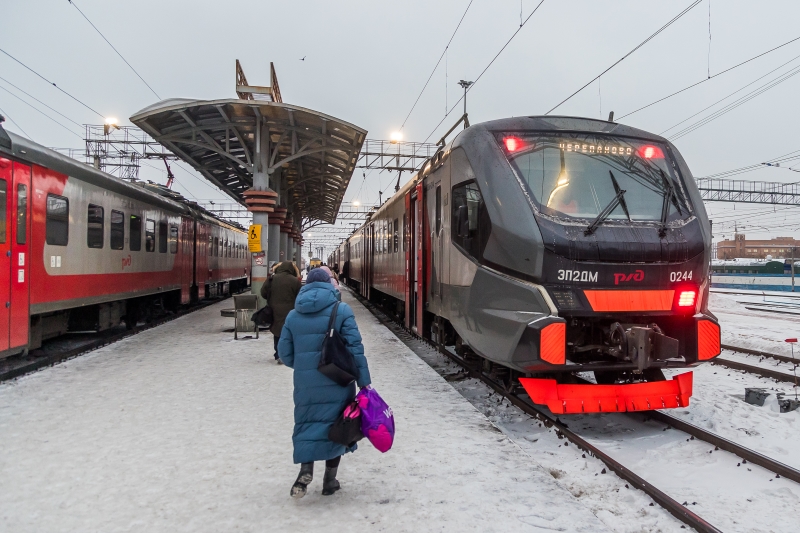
[607, 321, 680, 373]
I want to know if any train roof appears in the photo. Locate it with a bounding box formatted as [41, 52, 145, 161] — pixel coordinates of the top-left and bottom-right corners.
[0, 122, 244, 231]
[458, 115, 667, 143]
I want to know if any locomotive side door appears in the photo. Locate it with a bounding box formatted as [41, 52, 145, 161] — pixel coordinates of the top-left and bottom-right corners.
[10, 162, 30, 351]
[0, 158, 11, 351]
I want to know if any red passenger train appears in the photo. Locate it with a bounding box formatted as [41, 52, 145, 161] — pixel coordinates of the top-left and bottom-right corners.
[0, 120, 249, 358]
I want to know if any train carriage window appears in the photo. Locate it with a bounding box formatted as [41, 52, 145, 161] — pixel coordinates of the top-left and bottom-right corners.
[208, 235, 213, 256]
[158, 222, 168, 253]
[402, 214, 407, 252]
[0, 180, 6, 243]
[110, 210, 124, 250]
[145, 219, 155, 252]
[214, 236, 219, 256]
[16, 184, 27, 244]
[130, 215, 142, 251]
[169, 224, 178, 254]
[46, 194, 69, 246]
[394, 218, 399, 253]
[387, 220, 392, 253]
[452, 181, 490, 261]
[87, 204, 104, 248]
[435, 185, 442, 234]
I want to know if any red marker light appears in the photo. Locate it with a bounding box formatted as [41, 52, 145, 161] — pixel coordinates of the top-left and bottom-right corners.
[504, 137, 522, 152]
[677, 290, 696, 308]
[637, 145, 664, 159]
[786, 338, 798, 343]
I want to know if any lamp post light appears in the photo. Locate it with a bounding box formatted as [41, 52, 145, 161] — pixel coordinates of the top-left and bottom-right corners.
[104, 117, 120, 136]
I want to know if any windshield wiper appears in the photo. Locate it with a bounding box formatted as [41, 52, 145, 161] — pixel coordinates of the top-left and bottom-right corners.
[658, 169, 682, 237]
[585, 171, 629, 235]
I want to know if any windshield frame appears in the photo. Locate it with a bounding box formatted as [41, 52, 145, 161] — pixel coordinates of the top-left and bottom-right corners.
[497, 131, 695, 228]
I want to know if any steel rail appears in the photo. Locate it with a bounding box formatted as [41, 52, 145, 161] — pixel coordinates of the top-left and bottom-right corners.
[713, 357, 799, 384]
[0, 296, 228, 383]
[647, 411, 800, 484]
[721, 344, 798, 365]
[351, 291, 722, 533]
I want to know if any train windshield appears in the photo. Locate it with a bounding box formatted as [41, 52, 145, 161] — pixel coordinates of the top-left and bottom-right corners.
[501, 133, 691, 222]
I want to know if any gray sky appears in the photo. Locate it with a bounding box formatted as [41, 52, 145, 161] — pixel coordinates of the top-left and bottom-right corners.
[3, 0, 800, 251]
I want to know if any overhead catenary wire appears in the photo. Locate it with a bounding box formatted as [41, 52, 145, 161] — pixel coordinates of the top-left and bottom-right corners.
[0, 75, 83, 128]
[698, 148, 800, 179]
[414, 0, 547, 149]
[545, 0, 702, 115]
[0, 47, 105, 118]
[399, 0, 474, 131]
[666, 56, 800, 139]
[0, 106, 32, 139]
[380, 0, 547, 198]
[0, 85, 83, 138]
[67, 0, 161, 100]
[619, 33, 800, 120]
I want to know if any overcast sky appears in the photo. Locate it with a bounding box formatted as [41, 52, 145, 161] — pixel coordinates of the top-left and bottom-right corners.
[3, 0, 800, 250]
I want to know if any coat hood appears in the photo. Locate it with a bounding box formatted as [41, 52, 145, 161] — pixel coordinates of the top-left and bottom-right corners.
[275, 261, 296, 275]
[295, 282, 339, 314]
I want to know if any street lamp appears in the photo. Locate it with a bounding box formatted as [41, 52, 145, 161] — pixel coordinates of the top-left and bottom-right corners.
[104, 117, 120, 135]
[390, 131, 403, 144]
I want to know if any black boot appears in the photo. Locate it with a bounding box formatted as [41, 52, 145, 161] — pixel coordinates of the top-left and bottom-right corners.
[321, 466, 340, 496]
[290, 463, 314, 499]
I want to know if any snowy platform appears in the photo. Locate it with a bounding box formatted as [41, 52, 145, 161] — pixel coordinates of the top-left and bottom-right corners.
[0, 292, 610, 532]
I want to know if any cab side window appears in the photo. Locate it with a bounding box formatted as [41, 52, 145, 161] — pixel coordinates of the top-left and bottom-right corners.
[87, 204, 104, 248]
[145, 219, 156, 252]
[46, 194, 69, 246]
[451, 181, 490, 261]
[110, 210, 125, 250]
[130, 215, 142, 251]
[169, 224, 178, 254]
[158, 222, 168, 253]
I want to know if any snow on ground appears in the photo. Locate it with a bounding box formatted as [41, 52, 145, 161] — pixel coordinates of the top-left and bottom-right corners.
[409, 339, 800, 533]
[661, 360, 800, 471]
[709, 291, 800, 356]
[0, 294, 611, 533]
[389, 329, 689, 533]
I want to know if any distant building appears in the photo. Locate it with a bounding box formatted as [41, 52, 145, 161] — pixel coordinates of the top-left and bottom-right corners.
[716, 234, 800, 259]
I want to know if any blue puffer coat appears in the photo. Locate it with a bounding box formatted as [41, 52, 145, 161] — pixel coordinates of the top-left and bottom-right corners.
[278, 282, 371, 464]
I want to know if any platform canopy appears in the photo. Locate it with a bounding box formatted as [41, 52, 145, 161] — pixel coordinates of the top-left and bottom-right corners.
[130, 98, 366, 226]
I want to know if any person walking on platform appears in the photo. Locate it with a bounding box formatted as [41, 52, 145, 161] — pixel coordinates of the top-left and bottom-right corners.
[278, 268, 371, 498]
[319, 265, 340, 294]
[260, 261, 301, 364]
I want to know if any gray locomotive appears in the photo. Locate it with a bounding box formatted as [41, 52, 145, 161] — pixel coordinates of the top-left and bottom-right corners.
[333, 116, 720, 413]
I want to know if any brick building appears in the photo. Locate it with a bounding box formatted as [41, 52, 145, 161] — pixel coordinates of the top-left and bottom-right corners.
[716, 234, 800, 259]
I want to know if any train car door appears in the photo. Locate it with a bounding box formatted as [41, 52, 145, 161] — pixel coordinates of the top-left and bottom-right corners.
[0, 158, 11, 351]
[408, 181, 424, 334]
[180, 217, 194, 304]
[9, 162, 30, 350]
[404, 191, 412, 329]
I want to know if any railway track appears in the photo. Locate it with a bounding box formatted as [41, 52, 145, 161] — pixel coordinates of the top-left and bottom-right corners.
[712, 344, 800, 385]
[0, 295, 234, 383]
[352, 289, 800, 533]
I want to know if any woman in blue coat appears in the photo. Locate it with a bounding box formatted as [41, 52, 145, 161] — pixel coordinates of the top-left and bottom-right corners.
[278, 268, 371, 498]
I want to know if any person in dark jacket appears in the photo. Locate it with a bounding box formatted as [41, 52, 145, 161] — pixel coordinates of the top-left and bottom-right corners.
[278, 268, 371, 498]
[260, 261, 301, 364]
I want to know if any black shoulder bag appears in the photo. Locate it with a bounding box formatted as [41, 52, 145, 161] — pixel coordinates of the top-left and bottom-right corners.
[317, 302, 359, 386]
[251, 306, 274, 328]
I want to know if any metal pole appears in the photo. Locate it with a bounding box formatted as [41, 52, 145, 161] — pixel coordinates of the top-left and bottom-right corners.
[792, 246, 796, 292]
